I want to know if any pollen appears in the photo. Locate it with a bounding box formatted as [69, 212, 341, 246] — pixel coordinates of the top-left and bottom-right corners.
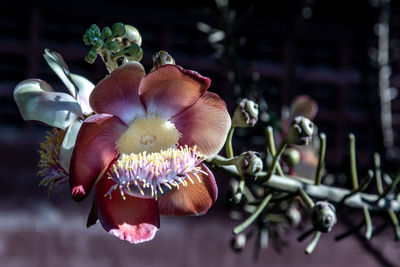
[105, 145, 207, 200]
[37, 128, 69, 192]
[115, 116, 182, 154]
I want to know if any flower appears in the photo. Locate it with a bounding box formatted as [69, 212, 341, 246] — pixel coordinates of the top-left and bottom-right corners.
[70, 61, 231, 243]
[13, 49, 95, 184]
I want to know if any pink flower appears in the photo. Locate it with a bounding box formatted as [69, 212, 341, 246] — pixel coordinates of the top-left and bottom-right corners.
[70, 62, 231, 244]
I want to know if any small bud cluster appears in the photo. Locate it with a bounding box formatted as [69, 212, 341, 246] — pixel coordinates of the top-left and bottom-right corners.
[83, 23, 143, 72]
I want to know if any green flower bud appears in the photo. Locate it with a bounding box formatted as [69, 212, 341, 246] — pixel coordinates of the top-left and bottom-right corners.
[100, 26, 112, 40]
[286, 116, 314, 145]
[112, 22, 126, 37]
[89, 24, 101, 37]
[105, 40, 120, 52]
[124, 44, 143, 61]
[283, 147, 301, 167]
[232, 99, 259, 128]
[310, 201, 337, 232]
[85, 48, 97, 64]
[93, 39, 104, 49]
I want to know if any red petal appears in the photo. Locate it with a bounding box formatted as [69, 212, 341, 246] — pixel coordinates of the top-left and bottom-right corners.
[95, 175, 160, 244]
[158, 163, 217, 216]
[139, 65, 210, 118]
[69, 114, 127, 201]
[90, 62, 146, 124]
[171, 92, 231, 156]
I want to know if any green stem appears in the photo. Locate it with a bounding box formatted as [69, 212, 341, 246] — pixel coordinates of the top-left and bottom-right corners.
[264, 141, 287, 181]
[234, 178, 246, 203]
[349, 134, 359, 190]
[340, 170, 374, 204]
[374, 153, 384, 194]
[298, 188, 315, 210]
[305, 231, 321, 254]
[315, 133, 327, 185]
[225, 126, 235, 158]
[266, 127, 284, 176]
[363, 205, 373, 240]
[388, 209, 400, 240]
[377, 173, 400, 202]
[233, 193, 273, 235]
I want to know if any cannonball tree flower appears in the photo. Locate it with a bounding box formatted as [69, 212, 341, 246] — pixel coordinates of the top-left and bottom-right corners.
[70, 61, 231, 244]
[13, 49, 95, 187]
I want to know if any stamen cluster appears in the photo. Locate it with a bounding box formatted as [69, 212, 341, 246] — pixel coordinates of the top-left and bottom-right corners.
[105, 145, 207, 200]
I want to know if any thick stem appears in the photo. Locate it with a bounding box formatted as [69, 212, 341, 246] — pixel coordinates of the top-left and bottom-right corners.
[315, 133, 327, 185]
[266, 126, 284, 176]
[225, 126, 235, 158]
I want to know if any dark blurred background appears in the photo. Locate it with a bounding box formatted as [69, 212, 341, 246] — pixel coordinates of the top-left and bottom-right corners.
[1, 1, 400, 266]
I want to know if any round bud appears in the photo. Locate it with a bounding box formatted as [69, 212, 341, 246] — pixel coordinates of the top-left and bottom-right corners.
[101, 27, 112, 40]
[231, 234, 247, 252]
[89, 24, 101, 37]
[152, 50, 176, 71]
[232, 99, 259, 128]
[123, 25, 142, 46]
[85, 49, 97, 64]
[310, 201, 337, 232]
[286, 116, 314, 145]
[234, 151, 263, 180]
[282, 147, 301, 167]
[105, 40, 120, 52]
[112, 22, 126, 37]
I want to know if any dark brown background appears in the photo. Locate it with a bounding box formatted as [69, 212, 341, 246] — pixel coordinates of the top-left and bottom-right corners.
[0, 1, 400, 266]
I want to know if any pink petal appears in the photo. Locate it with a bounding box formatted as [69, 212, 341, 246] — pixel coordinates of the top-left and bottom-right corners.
[95, 175, 160, 244]
[90, 62, 146, 124]
[69, 114, 127, 201]
[171, 92, 231, 157]
[139, 65, 210, 118]
[158, 163, 217, 216]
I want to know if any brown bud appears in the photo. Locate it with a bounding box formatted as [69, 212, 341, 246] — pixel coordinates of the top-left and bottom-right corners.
[234, 151, 263, 180]
[286, 116, 314, 145]
[151, 50, 175, 71]
[232, 99, 259, 128]
[310, 201, 337, 232]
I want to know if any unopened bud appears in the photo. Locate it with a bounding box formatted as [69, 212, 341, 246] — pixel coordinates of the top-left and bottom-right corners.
[282, 147, 301, 167]
[151, 50, 175, 71]
[231, 234, 247, 252]
[232, 99, 259, 128]
[286, 116, 314, 145]
[114, 25, 142, 48]
[310, 201, 337, 232]
[234, 151, 263, 180]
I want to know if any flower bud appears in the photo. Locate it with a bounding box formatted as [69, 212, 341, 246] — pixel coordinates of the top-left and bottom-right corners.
[234, 151, 263, 180]
[286, 204, 302, 227]
[114, 25, 142, 48]
[310, 201, 337, 232]
[232, 99, 259, 128]
[151, 50, 175, 71]
[231, 234, 247, 252]
[282, 147, 301, 167]
[286, 116, 314, 145]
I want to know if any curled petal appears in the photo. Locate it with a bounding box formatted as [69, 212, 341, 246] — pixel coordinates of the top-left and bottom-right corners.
[90, 62, 146, 124]
[95, 176, 160, 244]
[158, 163, 217, 216]
[69, 114, 127, 201]
[139, 65, 210, 118]
[59, 119, 83, 172]
[171, 92, 231, 156]
[70, 74, 94, 115]
[14, 79, 83, 130]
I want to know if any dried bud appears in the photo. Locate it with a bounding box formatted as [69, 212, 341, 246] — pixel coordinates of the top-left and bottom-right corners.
[151, 50, 175, 71]
[234, 151, 263, 180]
[310, 201, 337, 232]
[231, 234, 247, 252]
[286, 116, 314, 145]
[232, 99, 259, 128]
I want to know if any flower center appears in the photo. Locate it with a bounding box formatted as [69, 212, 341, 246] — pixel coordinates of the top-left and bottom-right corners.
[105, 146, 206, 199]
[115, 116, 181, 154]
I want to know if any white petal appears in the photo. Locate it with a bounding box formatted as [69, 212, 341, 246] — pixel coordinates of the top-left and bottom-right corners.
[70, 74, 94, 115]
[43, 48, 76, 97]
[59, 119, 83, 172]
[14, 79, 83, 130]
